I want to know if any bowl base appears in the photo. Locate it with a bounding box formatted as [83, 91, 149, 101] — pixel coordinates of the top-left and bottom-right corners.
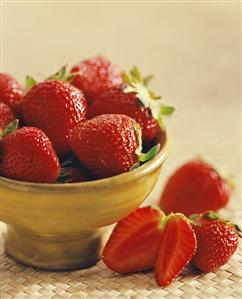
[4, 225, 106, 270]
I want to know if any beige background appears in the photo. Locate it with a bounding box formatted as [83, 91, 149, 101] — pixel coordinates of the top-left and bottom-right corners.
[2, 1, 241, 218]
[1, 2, 241, 299]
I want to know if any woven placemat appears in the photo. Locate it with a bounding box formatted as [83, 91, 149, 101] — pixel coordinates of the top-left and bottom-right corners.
[0, 225, 241, 299]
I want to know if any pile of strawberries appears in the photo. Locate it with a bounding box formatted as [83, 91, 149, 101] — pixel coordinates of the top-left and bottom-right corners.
[103, 207, 241, 287]
[0, 56, 173, 183]
[1, 56, 240, 288]
[102, 159, 240, 287]
[103, 158, 242, 286]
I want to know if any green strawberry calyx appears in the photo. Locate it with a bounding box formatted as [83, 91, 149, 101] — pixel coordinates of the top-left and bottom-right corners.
[0, 119, 19, 138]
[123, 66, 175, 128]
[140, 144, 160, 163]
[190, 211, 242, 238]
[160, 213, 173, 229]
[46, 65, 73, 82]
[25, 75, 37, 90]
[130, 123, 161, 171]
[25, 65, 73, 90]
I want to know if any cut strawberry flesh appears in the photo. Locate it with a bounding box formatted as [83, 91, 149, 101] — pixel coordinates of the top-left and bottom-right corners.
[155, 214, 197, 287]
[102, 206, 165, 273]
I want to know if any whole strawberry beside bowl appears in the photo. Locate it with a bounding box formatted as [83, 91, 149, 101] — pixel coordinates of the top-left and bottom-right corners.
[159, 159, 231, 216]
[191, 211, 241, 272]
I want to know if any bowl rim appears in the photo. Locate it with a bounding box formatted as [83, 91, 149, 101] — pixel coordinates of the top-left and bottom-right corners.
[0, 141, 168, 192]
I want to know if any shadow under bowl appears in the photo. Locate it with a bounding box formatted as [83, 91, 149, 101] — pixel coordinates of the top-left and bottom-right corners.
[0, 143, 168, 270]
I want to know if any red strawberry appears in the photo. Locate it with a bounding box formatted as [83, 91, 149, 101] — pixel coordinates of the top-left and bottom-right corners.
[0, 73, 24, 115]
[0, 102, 16, 131]
[71, 56, 123, 103]
[159, 159, 230, 216]
[0, 121, 60, 183]
[88, 66, 174, 145]
[68, 114, 141, 179]
[22, 80, 87, 156]
[88, 87, 159, 144]
[102, 206, 165, 273]
[191, 211, 240, 272]
[155, 213, 197, 287]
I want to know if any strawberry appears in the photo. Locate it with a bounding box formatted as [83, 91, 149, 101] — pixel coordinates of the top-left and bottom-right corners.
[0, 73, 24, 115]
[68, 114, 160, 179]
[88, 87, 159, 145]
[88, 67, 174, 145]
[0, 120, 60, 183]
[155, 213, 197, 287]
[71, 56, 123, 103]
[159, 159, 230, 216]
[191, 211, 240, 272]
[0, 102, 16, 132]
[102, 206, 165, 273]
[22, 80, 87, 156]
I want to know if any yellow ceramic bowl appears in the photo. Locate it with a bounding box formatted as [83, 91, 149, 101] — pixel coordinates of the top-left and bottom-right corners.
[0, 143, 167, 270]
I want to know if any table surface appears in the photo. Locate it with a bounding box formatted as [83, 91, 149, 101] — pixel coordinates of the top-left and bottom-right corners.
[1, 2, 241, 298]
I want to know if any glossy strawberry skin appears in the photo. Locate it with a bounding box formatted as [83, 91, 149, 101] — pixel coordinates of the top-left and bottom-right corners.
[102, 206, 165, 273]
[71, 56, 123, 103]
[192, 216, 239, 272]
[0, 102, 16, 131]
[0, 73, 24, 115]
[159, 159, 230, 216]
[155, 214, 197, 287]
[22, 80, 87, 156]
[88, 88, 159, 145]
[0, 127, 60, 183]
[68, 114, 139, 179]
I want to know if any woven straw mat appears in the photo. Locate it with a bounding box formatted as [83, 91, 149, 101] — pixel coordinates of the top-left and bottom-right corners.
[1, 203, 242, 299]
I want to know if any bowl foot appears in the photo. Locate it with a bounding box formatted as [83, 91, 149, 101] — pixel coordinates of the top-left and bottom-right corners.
[4, 225, 106, 270]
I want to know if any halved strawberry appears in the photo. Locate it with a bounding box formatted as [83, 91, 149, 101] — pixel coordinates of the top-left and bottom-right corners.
[102, 206, 165, 273]
[155, 213, 197, 287]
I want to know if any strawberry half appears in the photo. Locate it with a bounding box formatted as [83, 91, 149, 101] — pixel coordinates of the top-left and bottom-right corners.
[102, 206, 165, 273]
[155, 213, 197, 287]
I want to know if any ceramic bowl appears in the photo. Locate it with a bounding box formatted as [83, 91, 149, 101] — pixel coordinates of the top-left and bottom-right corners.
[0, 142, 167, 270]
